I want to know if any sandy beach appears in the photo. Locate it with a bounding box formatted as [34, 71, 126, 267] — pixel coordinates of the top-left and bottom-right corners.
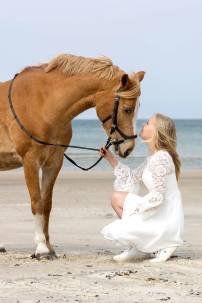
[0, 169, 202, 303]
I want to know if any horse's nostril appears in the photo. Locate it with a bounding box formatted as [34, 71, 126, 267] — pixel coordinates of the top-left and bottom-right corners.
[124, 150, 129, 157]
[123, 148, 132, 158]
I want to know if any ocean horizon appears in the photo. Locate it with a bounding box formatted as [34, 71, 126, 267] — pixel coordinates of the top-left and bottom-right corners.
[62, 119, 202, 171]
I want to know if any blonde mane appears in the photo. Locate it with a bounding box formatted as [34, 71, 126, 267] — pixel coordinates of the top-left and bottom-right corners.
[20, 54, 139, 99]
[43, 54, 122, 81]
[42, 54, 140, 99]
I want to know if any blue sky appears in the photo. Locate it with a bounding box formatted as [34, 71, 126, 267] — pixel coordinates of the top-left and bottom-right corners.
[0, 0, 201, 119]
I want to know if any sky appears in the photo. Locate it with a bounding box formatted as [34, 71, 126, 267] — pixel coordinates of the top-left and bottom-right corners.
[0, 0, 201, 119]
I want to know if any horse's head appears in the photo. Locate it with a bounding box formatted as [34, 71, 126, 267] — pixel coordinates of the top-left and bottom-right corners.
[96, 71, 145, 158]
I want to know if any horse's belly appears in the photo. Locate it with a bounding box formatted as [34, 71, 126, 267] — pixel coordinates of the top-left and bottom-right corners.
[0, 152, 22, 170]
[0, 123, 22, 170]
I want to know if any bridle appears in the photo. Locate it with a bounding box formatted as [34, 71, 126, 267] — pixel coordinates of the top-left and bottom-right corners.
[8, 73, 138, 171]
[101, 94, 138, 140]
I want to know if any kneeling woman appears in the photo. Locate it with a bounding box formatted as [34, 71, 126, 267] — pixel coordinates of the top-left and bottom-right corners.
[100, 113, 184, 262]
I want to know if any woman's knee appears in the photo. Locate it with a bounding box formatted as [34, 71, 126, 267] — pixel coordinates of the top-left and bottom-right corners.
[111, 192, 120, 208]
[111, 192, 126, 208]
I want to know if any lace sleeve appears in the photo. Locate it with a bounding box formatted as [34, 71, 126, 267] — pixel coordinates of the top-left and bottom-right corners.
[130, 151, 175, 214]
[113, 160, 146, 193]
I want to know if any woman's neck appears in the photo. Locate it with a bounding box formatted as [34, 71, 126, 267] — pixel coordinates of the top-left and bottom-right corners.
[148, 142, 157, 155]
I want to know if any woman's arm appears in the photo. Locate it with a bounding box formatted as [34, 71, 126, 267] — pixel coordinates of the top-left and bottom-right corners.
[99, 147, 118, 168]
[99, 147, 146, 192]
[129, 151, 175, 214]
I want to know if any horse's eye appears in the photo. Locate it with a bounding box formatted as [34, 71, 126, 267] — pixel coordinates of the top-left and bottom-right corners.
[123, 108, 133, 114]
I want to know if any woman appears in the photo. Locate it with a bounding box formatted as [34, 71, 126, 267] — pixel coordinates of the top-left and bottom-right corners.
[99, 113, 184, 262]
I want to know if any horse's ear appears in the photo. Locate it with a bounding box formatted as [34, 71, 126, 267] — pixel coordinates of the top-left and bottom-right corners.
[136, 71, 145, 82]
[120, 74, 130, 90]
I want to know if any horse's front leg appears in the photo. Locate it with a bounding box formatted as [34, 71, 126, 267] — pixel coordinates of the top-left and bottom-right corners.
[40, 153, 64, 259]
[23, 154, 50, 259]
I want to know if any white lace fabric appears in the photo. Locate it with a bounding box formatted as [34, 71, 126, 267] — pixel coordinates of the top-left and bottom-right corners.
[113, 151, 175, 214]
[113, 159, 146, 193]
[101, 150, 184, 252]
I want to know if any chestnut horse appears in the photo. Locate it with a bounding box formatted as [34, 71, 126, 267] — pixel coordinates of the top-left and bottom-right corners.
[0, 54, 145, 259]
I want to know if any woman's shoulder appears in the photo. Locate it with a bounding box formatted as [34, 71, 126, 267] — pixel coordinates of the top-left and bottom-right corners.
[148, 150, 175, 173]
[151, 149, 171, 160]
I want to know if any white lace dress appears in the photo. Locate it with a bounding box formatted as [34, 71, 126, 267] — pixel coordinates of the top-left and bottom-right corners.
[101, 150, 184, 253]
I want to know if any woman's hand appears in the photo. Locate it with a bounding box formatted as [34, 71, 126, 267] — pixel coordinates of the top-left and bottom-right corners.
[99, 147, 118, 168]
[99, 147, 113, 161]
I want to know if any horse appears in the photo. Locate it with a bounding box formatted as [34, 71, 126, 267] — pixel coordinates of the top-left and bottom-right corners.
[0, 54, 145, 259]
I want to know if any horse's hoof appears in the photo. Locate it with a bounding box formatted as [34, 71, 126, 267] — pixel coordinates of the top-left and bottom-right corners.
[0, 246, 6, 253]
[31, 250, 58, 261]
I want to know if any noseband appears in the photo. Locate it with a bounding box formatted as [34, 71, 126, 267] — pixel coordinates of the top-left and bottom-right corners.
[7, 73, 138, 171]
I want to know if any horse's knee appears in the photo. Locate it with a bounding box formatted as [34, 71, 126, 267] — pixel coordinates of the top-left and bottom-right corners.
[31, 199, 43, 215]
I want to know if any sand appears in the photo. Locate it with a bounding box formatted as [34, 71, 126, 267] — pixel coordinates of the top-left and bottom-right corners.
[0, 169, 202, 303]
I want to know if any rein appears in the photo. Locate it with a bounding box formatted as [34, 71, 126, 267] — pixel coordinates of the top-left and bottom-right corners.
[8, 73, 137, 171]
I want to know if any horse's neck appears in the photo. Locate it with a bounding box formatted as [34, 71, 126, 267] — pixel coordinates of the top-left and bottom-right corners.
[47, 73, 107, 122]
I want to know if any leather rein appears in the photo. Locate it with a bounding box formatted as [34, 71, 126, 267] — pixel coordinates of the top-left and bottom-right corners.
[8, 73, 138, 171]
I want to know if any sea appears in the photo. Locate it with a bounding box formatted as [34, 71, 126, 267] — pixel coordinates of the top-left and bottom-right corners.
[62, 119, 202, 171]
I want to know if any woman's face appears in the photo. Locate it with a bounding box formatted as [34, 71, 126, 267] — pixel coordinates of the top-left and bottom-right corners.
[140, 115, 157, 141]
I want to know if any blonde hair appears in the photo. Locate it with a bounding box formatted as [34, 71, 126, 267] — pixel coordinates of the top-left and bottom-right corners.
[153, 113, 181, 180]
